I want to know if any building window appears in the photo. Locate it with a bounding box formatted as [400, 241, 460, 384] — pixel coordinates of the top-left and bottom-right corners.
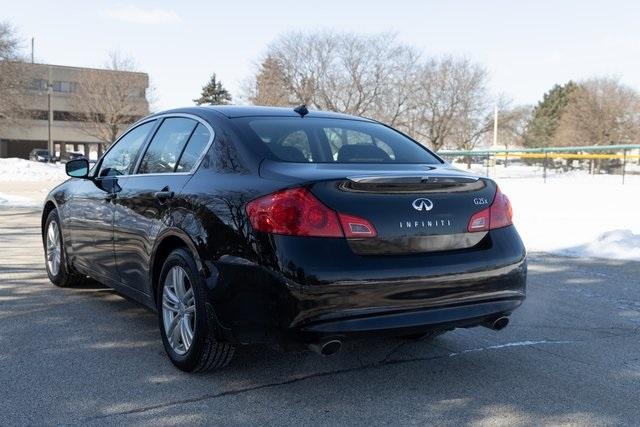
[53, 111, 81, 121]
[51, 81, 78, 93]
[29, 79, 48, 91]
[26, 110, 49, 120]
[127, 87, 146, 98]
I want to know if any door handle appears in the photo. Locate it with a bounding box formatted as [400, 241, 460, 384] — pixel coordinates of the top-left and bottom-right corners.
[154, 190, 174, 201]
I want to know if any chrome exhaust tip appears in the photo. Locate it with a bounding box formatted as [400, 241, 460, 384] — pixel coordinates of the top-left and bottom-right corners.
[309, 339, 342, 356]
[483, 316, 510, 331]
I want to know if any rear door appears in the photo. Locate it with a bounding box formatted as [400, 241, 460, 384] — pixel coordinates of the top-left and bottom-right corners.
[113, 116, 214, 294]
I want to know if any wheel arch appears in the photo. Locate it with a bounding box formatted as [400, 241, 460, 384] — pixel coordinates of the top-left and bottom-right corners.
[149, 229, 206, 306]
[41, 200, 58, 240]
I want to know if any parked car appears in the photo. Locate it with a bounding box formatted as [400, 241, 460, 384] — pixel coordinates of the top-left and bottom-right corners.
[29, 149, 55, 163]
[59, 151, 85, 163]
[41, 106, 527, 372]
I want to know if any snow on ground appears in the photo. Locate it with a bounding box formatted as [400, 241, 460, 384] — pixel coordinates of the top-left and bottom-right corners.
[0, 158, 66, 182]
[0, 158, 638, 261]
[0, 192, 40, 207]
[501, 178, 640, 262]
[0, 158, 67, 207]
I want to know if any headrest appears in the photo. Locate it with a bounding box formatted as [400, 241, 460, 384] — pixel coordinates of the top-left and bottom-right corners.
[337, 144, 390, 162]
[271, 145, 308, 162]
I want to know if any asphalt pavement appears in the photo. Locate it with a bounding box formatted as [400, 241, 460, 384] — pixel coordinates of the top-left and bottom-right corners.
[1, 207, 639, 426]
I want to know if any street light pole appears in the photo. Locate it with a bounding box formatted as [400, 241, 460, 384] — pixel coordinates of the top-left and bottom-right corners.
[489, 105, 499, 174]
[47, 83, 53, 157]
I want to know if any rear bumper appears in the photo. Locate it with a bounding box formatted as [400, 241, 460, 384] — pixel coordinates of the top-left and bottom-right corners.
[210, 225, 527, 346]
[299, 299, 523, 336]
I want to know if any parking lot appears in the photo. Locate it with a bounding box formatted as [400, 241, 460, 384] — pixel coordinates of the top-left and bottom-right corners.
[1, 207, 639, 425]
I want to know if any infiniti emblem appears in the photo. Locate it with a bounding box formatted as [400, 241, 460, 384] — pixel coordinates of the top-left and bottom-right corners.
[412, 198, 434, 211]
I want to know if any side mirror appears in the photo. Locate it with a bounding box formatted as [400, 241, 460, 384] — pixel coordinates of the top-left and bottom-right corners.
[65, 158, 90, 178]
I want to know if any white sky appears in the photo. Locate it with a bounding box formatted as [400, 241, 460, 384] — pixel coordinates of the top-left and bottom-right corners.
[4, 0, 640, 110]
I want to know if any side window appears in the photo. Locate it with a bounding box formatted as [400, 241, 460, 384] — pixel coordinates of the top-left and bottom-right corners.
[176, 123, 211, 172]
[138, 118, 197, 174]
[98, 121, 155, 177]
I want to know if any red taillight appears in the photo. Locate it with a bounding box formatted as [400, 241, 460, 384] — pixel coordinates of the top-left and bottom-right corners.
[338, 213, 377, 238]
[246, 187, 376, 238]
[467, 186, 513, 232]
[468, 209, 490, 232]
[489, 186, 513, 229]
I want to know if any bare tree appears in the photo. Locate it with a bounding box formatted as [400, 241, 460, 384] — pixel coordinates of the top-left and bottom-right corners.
[0, 22, 21, 60]
[70, 51, 149, 149]
[244, 31, 419, 118]
[405, 57, 491, 151]
[371, 49, 421, 128]
[495, 103, 532, 150]
[244, 31, 493, 152]
[554, 77, 640, 147]
[0, 22, 28, 121]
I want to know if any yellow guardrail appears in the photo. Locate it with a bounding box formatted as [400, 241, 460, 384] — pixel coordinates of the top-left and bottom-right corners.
[440, 147, 640, 184]
[493, 153, 640, 160]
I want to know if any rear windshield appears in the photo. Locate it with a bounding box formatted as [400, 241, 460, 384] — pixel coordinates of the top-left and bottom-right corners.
[238, 117, 442, 164]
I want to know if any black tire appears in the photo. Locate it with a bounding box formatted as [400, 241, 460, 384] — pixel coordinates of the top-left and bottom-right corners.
[43, 209, 85, 288]
[157, 248, 235, 373]
[400, 330, 447, 341]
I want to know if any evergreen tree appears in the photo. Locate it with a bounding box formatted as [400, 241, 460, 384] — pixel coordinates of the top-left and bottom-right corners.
[524, 81, 577, 147]
[193, 73, 232, 105]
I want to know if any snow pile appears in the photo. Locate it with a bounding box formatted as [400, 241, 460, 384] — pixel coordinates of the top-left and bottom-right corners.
[0, 158, 66, 182]
[0, 192, 39, 207]
[557, 230, 640, 261]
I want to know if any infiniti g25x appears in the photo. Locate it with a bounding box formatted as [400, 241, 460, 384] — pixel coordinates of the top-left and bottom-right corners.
[42, 105, 526, 372]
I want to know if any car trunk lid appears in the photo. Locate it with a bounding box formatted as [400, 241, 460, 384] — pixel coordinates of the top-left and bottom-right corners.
[259, 161, 496, 254]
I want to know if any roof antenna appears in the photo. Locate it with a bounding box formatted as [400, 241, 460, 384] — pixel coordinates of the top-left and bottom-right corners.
[294, 104, 309, 118]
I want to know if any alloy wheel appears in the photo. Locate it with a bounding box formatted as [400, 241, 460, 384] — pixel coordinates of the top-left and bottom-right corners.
[46, 221, 61, 276]
[162, 266, 196, 355]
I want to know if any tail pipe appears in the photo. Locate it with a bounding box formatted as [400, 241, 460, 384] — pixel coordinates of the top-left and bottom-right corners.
[308, 339, 342, 356]
[483, 316, 510, 331]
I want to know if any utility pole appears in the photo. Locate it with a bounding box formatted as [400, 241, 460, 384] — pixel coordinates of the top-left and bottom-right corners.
[47, 83, 53, 156]
[31, 38, 34, 63]
[490, 105, 498, 171]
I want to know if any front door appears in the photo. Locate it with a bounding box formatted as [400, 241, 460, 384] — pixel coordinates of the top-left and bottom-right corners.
[64, 120, 157, 283]
[63, 176, 119, 279]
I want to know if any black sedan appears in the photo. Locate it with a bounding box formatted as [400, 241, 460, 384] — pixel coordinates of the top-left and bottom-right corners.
[42, 106, 526, 372]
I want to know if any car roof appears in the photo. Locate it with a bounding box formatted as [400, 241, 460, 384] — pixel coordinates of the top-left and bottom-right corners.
[153, 105, 376, 122]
